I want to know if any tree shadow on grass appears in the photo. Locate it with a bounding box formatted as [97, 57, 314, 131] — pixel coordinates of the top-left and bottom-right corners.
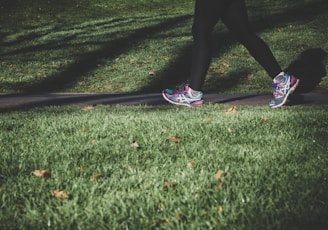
[0, 17, 151, 56]
[1, 0, 327, 97]
[16, 15, 192, 93]
[140, 0, 328, 93]
[202, 70, 250, 93]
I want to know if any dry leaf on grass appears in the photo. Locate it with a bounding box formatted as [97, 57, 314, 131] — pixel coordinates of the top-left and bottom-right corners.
[261, 119, 270, 125]
[80, 106, 94, 111]
[163, 181, 177, 188]
[218, 205, 223, 214]
[187, 161, 195, 168]
[176, 211, 182, 221]
[79, 129, 87, 134]
[247, 74, 254, 80]
[90, 173, 102, 181]
[148, 71, 156, 76]
[32, 170, 51, 179]
[159, 203, 165, 211]
[214, 170, 225, 190]
[224, 106, 237, 114]
[217, 181, 225, 191]
[50, 189, 70, 200]
[176, 211, 186, 222]
[168, 136, 182, 143]
[103, 84, 112, 89]
[131, 141, 141, 149]
[154, 219, 169, 227]
[214, 170, 224, 180]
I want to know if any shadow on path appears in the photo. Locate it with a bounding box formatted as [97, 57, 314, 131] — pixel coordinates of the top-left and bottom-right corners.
[1, 92, 328, 113]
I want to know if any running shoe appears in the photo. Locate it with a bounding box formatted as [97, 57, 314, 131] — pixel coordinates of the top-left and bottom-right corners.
[269, 73, 300, 108]
[162, 84, 204, 107]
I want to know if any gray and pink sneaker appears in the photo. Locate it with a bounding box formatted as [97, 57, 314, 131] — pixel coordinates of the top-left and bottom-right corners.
[270, 73, 300, 108]
[162, 84, 204, 107]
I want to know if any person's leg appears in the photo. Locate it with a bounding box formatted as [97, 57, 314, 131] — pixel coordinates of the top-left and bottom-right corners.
[162, 0, 224, 107]
[189, 0, 224, 91]
[221, 0, 282, 79]
[221, 0, 299, 108]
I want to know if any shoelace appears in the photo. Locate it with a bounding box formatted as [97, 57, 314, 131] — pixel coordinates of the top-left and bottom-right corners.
[175, 86, 189, 95]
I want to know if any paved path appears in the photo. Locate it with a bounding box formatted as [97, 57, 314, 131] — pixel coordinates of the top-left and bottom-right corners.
[0, 92, 328, 112]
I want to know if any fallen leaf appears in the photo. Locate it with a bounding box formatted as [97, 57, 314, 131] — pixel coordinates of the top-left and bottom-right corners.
[214, 170, 224, 180]
[176, 211, 182, 221]
[217, 181, 225, 190]
[159, 203, 165, 211]
[50, 189, 69, 200]
[187, 161, 195, 168]
[261, 119, 270, 125]
[168, 136, 182, 143]
[131, 141, 141, 149]
[79, 129, 87, 134]
[154, 219, 169, 227]
[32, 170, 51, 179]
[224, 106, 237, 114]
[175, 211, 186, 222]
[247, 74, 254, 80]
[163, 181, 177, 188]
[80, 106, 94, 111]
[90, 173, 102, 181]
[103, 84, 112, 89]
[0, 187, 4, 191]
[218, 206, 223, 214]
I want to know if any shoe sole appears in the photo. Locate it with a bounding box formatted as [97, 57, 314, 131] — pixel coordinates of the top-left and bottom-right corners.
[162, 91, 203, 107]
[271, 79, 300, 109]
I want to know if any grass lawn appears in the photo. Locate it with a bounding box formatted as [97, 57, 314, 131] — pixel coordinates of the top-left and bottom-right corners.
[0, 0, 327, 94]
[0, 0, 328, 229]
[0, 105, 327, 229]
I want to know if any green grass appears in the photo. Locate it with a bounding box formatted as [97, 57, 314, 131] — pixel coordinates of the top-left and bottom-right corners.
[0, 105, 327, 229]
[0, 0, 328, 229]
[0, 0, 327, 94]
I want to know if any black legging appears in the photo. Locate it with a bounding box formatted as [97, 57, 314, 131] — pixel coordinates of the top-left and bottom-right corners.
[190, 0, 282, 91]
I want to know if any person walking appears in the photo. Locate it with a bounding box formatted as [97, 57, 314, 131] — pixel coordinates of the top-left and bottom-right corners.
[162, 0, 299, 108]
